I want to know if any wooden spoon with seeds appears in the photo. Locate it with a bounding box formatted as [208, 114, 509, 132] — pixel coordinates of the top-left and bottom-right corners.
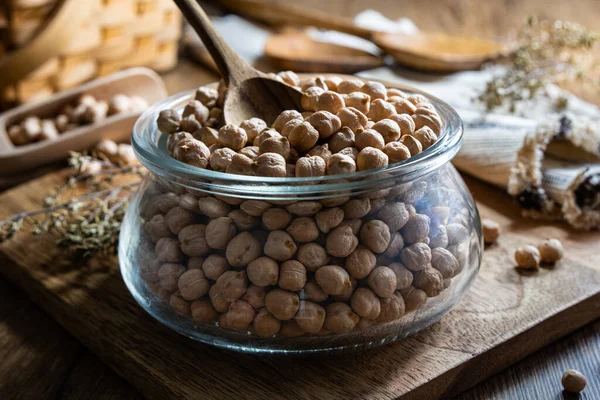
[218, 0, 504, 72]
[173, 0, 303, 126]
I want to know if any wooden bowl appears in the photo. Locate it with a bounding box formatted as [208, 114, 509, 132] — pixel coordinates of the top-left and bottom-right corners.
[0, 68, 167, 175]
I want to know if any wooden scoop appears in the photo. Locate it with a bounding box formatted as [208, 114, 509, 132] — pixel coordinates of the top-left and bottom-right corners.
[173, 0, 303, 125]
[218, 0, 504, 72]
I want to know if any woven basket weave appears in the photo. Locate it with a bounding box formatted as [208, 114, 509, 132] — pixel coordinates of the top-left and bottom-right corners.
[0, 0, 182, 108]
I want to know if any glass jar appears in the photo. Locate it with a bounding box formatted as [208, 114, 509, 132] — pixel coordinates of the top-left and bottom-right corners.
[119, 81, 482, 354]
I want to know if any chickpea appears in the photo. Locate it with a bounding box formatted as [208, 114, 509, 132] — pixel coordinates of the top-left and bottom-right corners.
[221, 300, 255, 331]
[387, 88, 407, 98]
[342, 246, 374, 280]
[326, 153, 356, 176]
[343, 198, 371, 219]
[359, 220, 391, 254]
[383, 142, 411, 164]
[254, 128, 281, 147]
[295, 155, 326, 177]
[243, 284, 267, 308]
[328, 127, 355, 154]
[399, 135, 423, 157]
[178, 269, 210, 300]
[388, 97, 416, 115]
[285, 201, 322, 216]
[286, 217, 319, 243]
[259, 136, 291, 160]
[259, 208, 290, 230]
[376, 202, 409, 232]
[155, 237, 183, 262]
[157, 109, 181, 134]
[400, 214, 430, 245]
[413, 113, 442, 136]
[277, 70, 300, 86]
[313, 265, 350, 295]
[158, 263, 185, 292]
[153, 192, 179, 215]
[446, 223, 469, 245]
[324, 303, 359, 333]
[252, 308, 281, 337]
[194, 86, 218, 107]
[301, 280, 329, 302]
[187, 256, 205, 270]
[174, 138, 210, 168]
[412, 126, 438, 151]
[320, 195, 350, 208]
[215, 270, 248, 302]
[191, 299, 218, 322]
[208, 147, 236, 172]
[182, 100, 209, 125]
[366, 266, 396, 298]
[307, 143, 332, 162]
[252, 152, 287, 177]
[326, 225, 359, 258]
[400, 286, 427, 312]
[350, 288, 381, 320]
[382, 232, 405, 258]
[428, 225, 449, 249]
[280, 320, 305, 337]
[264, 230, 297, 261]
[431, 248, 458, 278]
[314, 207, 343, 234]
[537, 238, 564, 263]
[343, 92, 370, 114]
[370, 120, 400, 144]
[304, 111, 340, 140]
[164, 206, 195, 235]
[337, 146, 358, 160]
[315, 91, 345, 114]
[357, 147, 389, 171]
[413, 267, 444, 297]
[301, 86, 325, 111]
[170, 293, 191, 315]
[376, 293, 405, 322]
[367, 99, 395, 122]
[265, 289, 300, 320]
[515, 245, 541, 269]
[226, 209, 258, 231]
[247, 256, 279, 287]
[386, 262, 412, 290]
[225, 153, 254, 175]
[238, 200, 270, 217]
[279, 260, 307, 291]
[287, 121, 319, 153]
[321, 75, 342, 91]
[294, 301, 326, 334]
[339, 218, 363, 236]
[481, 218, 501, 244]
[389, 114, 416, 137]
[144, 214, 171, 243]
[180, 116, 201, 136]
[296, 243, 330, 272]
[273, 110, 303, 132]
[355, 129, 385, 150]
[336, 107, 368, 133]
[198, 197, 230, 218]
[561, 369, 587, 393]
[209, 283, 231, 312]
[218, 124, 247, 150]
[194, 126, 219, 147]
[236, 118, 266, 144]
[225, 231, 262, 267]
[360, 81, 387, 100]
[400, 242, 432, 272]
[204, 217, 236, 250]
[300, 76, 328, 91]
[337, 79, 364, 94]
[201, 254, 229, 280]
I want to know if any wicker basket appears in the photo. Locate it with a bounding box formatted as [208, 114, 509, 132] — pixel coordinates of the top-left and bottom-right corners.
[0, 0, 182, 108]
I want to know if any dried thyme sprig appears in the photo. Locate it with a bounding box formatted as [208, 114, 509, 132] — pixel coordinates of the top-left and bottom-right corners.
[479, 17, 599, 112]
[0, 152, 144, 258]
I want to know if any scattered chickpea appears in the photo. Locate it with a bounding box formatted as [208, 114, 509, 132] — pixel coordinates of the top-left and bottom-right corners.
[561, 369, 587, 393]
[265, 289, 300, 320]
[482, 218, 501, 244]
[515, 245, 542, 269]
[537, 239, 564, 263]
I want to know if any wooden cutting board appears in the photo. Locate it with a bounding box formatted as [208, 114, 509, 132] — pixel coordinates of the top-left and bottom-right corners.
[0, 170, 598, 400]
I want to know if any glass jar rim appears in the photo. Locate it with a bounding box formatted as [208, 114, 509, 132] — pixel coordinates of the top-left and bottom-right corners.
[132, 79, 463, 198]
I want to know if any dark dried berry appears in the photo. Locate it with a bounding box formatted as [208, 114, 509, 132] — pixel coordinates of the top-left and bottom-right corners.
[516, 184, 545, 211]
[555, 115, 572, 139]
[574, 173, 600, 209]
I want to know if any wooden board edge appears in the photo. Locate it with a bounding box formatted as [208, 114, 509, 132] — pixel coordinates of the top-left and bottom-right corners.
[402, 292, 600, 400]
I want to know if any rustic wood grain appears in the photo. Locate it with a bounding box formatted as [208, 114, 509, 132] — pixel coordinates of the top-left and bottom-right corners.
[0, 164, 598, 400]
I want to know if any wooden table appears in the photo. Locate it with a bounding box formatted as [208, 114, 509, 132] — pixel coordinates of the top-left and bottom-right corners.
[2, 1, 600, 398]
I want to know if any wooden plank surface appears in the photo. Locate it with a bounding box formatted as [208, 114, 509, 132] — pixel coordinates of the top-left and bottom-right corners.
[0, 168, 598, 400]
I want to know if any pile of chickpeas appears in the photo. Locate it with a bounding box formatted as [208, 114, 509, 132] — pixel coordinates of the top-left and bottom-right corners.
[8, 93, 148, 146]
[138, 72, 470, 338]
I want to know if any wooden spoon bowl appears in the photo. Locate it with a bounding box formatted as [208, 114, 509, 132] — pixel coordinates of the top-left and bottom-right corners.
[265, 31, 384, 73]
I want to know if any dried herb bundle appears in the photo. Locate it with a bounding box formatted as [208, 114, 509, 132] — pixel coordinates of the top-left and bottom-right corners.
[0, 152, 144, 258]
[479, 17, 599, 112]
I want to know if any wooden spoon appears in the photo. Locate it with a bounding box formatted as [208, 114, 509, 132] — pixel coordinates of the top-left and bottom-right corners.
[173, 0, 303, 125]
[218, 0, 504, 72]
[265, 31, 384, 73]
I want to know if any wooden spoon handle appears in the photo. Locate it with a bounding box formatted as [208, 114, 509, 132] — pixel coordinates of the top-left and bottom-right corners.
[218, 0, 373, 40]
[173, 0, 257, 85]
